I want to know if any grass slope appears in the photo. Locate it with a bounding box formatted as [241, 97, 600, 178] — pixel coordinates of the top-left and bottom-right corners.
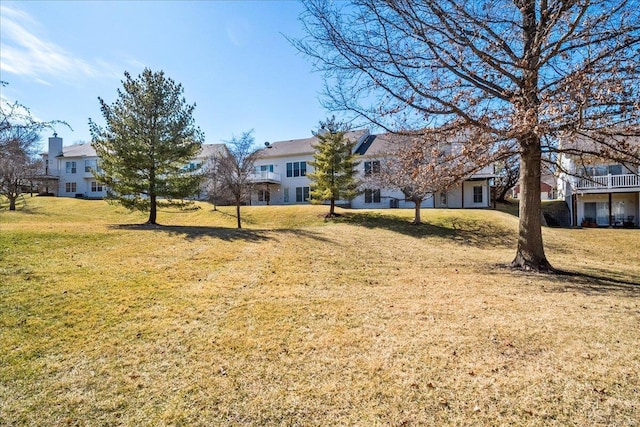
[1, 197, 639, 426]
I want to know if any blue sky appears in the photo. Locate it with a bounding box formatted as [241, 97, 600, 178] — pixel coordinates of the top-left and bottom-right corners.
[0, 1, 335, 149]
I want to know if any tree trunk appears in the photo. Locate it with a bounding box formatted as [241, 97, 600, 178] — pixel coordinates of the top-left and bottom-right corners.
[497, 186, 511, 203]
[511, 142, 553, 271]
[9, 195, 16, 211]
[329, 198, 335, 216]
[236, 203, 242, 229]
[148, 194, 157, 224]
[413, 200, 422, 225]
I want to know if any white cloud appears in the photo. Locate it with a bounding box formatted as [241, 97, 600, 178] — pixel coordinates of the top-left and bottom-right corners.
[0, 5, 120, 84]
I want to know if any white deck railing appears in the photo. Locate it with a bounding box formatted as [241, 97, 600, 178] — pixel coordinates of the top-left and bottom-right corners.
[249, 171, 281, 183]
[577, 173, 639, 189]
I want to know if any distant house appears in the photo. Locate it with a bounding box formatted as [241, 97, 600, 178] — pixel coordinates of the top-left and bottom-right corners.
[249, 129, 369, 206]
[557, 135, 639, 227]
[511, 175, 558, 201]
[38, 135, 226, 199]
[249, 130, 495, 209]
[39, 135, 107, 198]
[351, 133, 494, 209]
[39, 131, 496, 211]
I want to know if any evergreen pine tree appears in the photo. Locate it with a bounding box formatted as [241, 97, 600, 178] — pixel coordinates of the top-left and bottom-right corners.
[307, 117, 360, 217]
[90, 69, 204, 224]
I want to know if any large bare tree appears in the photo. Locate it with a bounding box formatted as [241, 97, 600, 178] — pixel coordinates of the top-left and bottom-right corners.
[293, 0, 640, 271]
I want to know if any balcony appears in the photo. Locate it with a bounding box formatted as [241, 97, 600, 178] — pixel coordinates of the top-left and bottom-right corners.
[577, 173, 640, 190]
[249, 171, 281, 184]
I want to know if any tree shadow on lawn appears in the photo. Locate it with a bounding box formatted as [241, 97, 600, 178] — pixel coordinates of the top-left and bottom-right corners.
[547, 268, 640, 293]
[336, 211, 516, 249]
[108, 223, 333, 243]
[492, 263, 640, 295]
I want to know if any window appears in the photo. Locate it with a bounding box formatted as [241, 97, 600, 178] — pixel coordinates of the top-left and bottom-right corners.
[65, 182, 77, 193]
[473, 186, 483, 203]
[286, 161, 306, 177]
[296, 186, 310, 202]
[608, 164, 623, 175]
[85, 160, 93, 172]
[584, 202, 609, 226]
[440, 192, 447, 206]
[258, 189, 270, 202]
[581, 164, 623, 177]
[255, 164, 274, 174]
[91, 181, 103, 192]
[283, 188, 289, 203]
[364, 160, 380, 176]
[364, 189, 381, 203]
[66, 161, 76, 173]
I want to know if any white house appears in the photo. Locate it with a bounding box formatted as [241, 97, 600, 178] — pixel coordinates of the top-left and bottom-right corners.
[350, 133, 494, 209]
[39, 135, 226, 199]
[248, 129, 369, 206]
[249, 130, 494, 209]
[557, 135, 640, 227]
[40, 135, 107, 198]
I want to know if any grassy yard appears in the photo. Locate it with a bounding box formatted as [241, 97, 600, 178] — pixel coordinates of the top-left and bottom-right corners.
[1, 197, 639, 426]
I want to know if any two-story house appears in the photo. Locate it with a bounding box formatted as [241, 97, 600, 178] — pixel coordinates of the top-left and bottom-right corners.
[248, 129, 369, 206]
[39, 135, 227, 199]
[557, 135, 640, 227]
[40, 134, 107, 198]
[249, 130, 494, 209]
[350, 133, 494, 209]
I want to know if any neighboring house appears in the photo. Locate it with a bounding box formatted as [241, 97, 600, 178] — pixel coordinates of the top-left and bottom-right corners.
[351, 133, 494, 209]
[39, 135, 226, 199]
[40, 135, 107, 198]
[39, 132, 496, 210]
[557, 135, 640, 227]
[511, 174, 558, 200]
[248, 129, 369, 206]
[249, 130, 494, 209]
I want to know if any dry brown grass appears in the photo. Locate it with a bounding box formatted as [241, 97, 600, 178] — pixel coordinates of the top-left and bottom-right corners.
[1, 197, 639, 426]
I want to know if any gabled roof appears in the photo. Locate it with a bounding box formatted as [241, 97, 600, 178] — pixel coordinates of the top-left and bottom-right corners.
[56, 143, 97, 158]
[50, 142, 225, 159]
[256, 129, 369, 159]
[196, 143, 228, 159]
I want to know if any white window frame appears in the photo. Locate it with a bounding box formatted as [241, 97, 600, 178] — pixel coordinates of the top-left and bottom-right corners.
[473, 186, 483, 203]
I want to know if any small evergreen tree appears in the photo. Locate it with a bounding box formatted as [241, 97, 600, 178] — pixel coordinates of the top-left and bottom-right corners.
[89, 69, 204, 224]
[308, 117, 360, 217]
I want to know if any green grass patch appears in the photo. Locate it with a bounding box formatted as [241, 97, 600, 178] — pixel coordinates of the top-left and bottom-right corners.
[1, 197, 639, 425]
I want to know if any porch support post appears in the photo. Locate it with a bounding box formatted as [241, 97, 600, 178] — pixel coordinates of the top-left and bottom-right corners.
[608, 192, 612, 227]
[572, 194, 578, 227]
[266, 183, 270, 206]
[461, 181, 465, 208]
